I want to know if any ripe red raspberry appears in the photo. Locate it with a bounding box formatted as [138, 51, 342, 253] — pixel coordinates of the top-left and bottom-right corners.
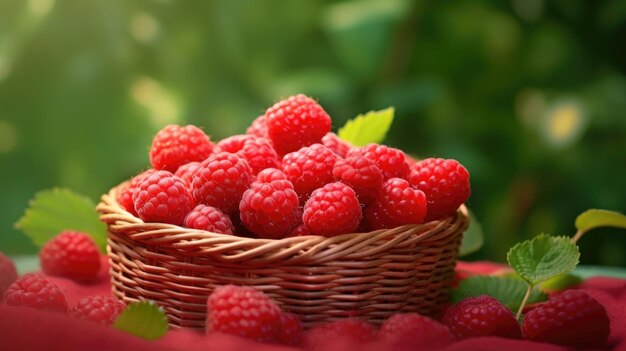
[184, 204, 233, 235]
[265, 94, 331, 155]
[192, 152, 253, 213]
[71, 295, 126, 325]
[237, 137, 281, 175]
[364, 178, 427, 229]
[442, 295, 521, 340]
[278, 312, 303, 346]
[379, 313, 455, 349]
[239, 180, 300, 239]
[256, 168, 287, 183]
[287, 224, 310, 237]
[332, 156, 383, 204]
[304, 319, 377, 351]
[322, 132, 351, 158]
[133, 170, 194, 225]
[347, 144, 410, 180]
[303, 182, 362, 237]
[0, 252, 18, 296]
[522, 290, 609, 349]
[282, 144, 340, 201]
[174, 162, 201, 187]
[409, 158, 471, 221]
[149, 124, 215, 172]
[3, 273, 67, 313]
[247, 115, 268, 138]
[216, 134, 253, 153]
[117, 169, 157, 215]
[206, 285, 282, 343]
[40, 231, 101, 282]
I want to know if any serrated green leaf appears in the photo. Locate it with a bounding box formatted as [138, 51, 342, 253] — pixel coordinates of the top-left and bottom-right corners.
[14, 188, 107, 252]
[114, 301, 168, 340]
[337, 107, 394, 146]
[452, 275, 547, 311]
[539, 273, 583, 293]
[459, 210, 484, 256]
[575, 209, 626, 233]
[507, 234, 580, 285]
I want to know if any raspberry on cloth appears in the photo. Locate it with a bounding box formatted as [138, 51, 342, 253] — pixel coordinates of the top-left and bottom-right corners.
[2, 259, 625, 351]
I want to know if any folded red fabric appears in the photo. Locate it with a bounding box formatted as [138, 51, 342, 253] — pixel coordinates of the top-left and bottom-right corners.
[0, 261, 623, 351]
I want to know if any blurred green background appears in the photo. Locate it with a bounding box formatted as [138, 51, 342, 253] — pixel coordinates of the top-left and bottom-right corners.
[1, 0, 625, 265]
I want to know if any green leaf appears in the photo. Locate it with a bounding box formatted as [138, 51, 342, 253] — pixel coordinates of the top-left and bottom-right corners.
[452, 275, 548, 311]
[539, 273, 583, 293]
[507, 234, 580, 285]
[114, 301, 168, 340]
[14, 188, 107, 252]
[459, 210, 484, 256]
[337, 107, 394, 146]
[575, 209, 626, 233]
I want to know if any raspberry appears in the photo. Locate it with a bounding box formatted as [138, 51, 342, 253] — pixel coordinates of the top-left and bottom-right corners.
[184, 204, 233, 235]
[442, 295, 521, 340]
[216, 134, 253, 153]
[247, 115, 268, 138]
[287, 224, 310, 237]
[191, 152, 253, 214]
[237, 137, 281, 175]
[239, 180, 300, 239]
[322, 132, 351, 158]
[133, 170, 194, 225]
[174, 162, 201, 187]
[378, 313, 455, 349]
[149, 124, 215, 172]
[332, 156, 383, 204]
[40, 231, 101, 282]
[303, 182, 362, 237]
[0, 252, 17, 296]
[409, 158, 471, 221]
[265, 94, 331, 155]
[304, 319, 377, 351]
[347, 144, 410, 180]
[117, 169, 157, 215]
[522, 290, 609, 349]
[3, 273, 67, 313]
[71, 295, 126, 325]
[364, 178, 427, 229]
[206, 285, 282, 343]
[256, 168, 287, 183]
[278, 312, 303, 346]
[282, 144, 340, 201]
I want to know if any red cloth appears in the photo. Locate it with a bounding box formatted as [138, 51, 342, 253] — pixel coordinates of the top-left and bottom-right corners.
[1, 260, 624, 351]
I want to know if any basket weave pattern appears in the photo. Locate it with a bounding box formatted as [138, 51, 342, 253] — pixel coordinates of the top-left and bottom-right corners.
[97, 184, 469, 329]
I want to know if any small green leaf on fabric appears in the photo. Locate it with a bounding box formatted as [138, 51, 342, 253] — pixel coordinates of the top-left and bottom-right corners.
[14, 188, 107, 252]
[459, 210, 484, 256]
[575, 209, 626, 233]
[507, 234, 580, 285]
[452, 275, 548, 311]
[338, 107, 394, 146]
[539, 273, 583, 293]
[114, 301, 168, 340]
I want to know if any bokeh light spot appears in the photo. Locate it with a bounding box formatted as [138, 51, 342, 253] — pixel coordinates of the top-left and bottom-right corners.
[542, 101, 586, 148]
[28, 0, 55, 17]
[131, 76, 180, 126]
[130, 13, 159, 43]
[0, 120, 18, 153]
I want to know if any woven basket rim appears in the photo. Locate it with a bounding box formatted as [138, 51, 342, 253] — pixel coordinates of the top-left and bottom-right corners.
[97, 183, 469, 263]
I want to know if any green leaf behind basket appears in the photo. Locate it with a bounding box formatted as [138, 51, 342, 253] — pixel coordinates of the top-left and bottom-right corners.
[14, 188, 107, 252]
[338, 107, 394, 146]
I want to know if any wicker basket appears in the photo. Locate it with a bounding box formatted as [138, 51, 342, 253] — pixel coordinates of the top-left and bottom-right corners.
[97, 183, 469, 329]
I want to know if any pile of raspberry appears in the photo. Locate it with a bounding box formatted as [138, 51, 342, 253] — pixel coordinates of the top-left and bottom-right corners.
[118, 94, 472, 238]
